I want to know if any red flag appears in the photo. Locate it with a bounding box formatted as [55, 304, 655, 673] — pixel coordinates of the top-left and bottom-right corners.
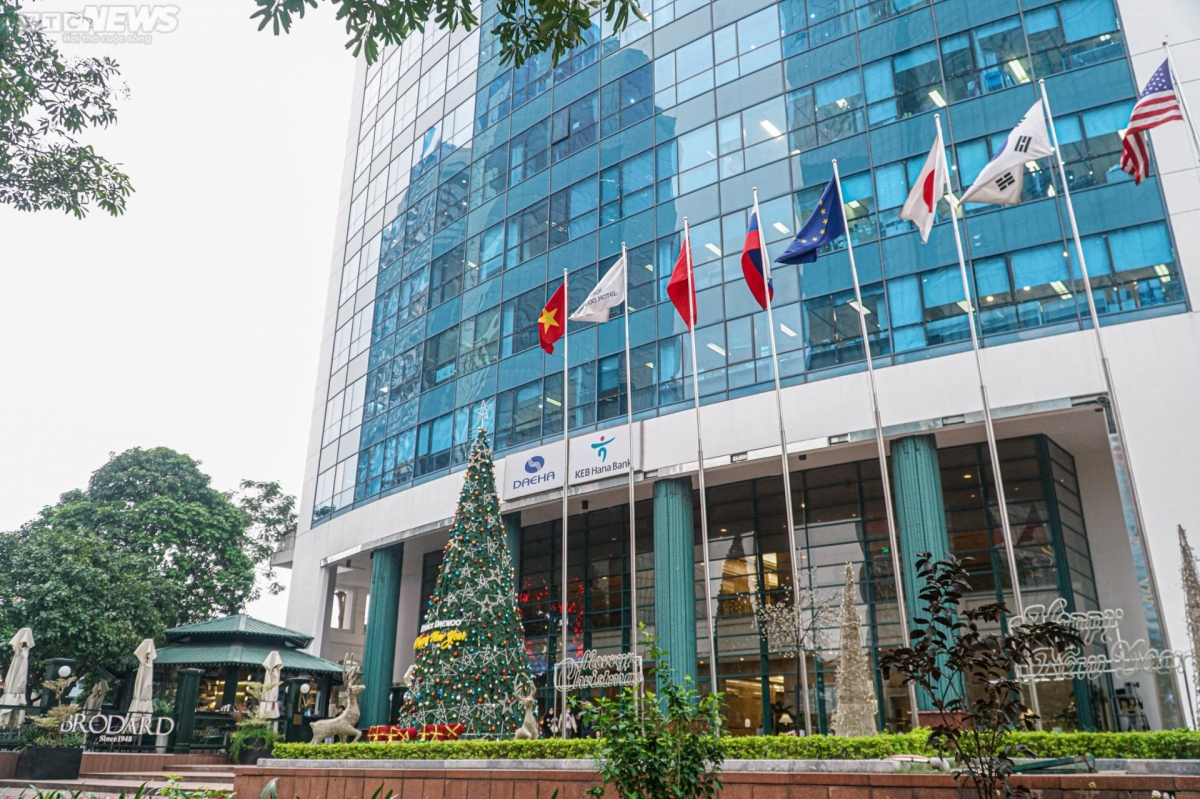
[538, 282, 567, 354]
[667, 232, 696, 330]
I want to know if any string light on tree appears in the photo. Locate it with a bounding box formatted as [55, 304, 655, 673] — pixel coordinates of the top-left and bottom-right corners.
[397, 426, 533, 738]
[830, 563, 878, 737]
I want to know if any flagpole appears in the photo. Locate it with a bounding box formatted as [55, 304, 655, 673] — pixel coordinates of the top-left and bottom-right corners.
[622, 242, 639, 659]
[1039, 80, 1178, 685]
[683, 217, 719, 713]
[935, 114, 1042, 728]
[752, 188, 813, 736]
[560, 267, 571, 739]
[831, 159, 921, 728]
[1163, 41, 1200, 165]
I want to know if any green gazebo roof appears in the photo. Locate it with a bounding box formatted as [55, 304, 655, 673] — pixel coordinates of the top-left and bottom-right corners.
[156, 613, 343, 674]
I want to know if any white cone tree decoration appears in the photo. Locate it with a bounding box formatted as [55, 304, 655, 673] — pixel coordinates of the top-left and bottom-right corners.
[1178, 526, 1200, 704]
[831, 563, 878, 737]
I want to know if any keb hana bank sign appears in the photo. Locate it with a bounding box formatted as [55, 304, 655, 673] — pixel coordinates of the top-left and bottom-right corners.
[501, 426, 641, 501]
[60, 712, 176, 743]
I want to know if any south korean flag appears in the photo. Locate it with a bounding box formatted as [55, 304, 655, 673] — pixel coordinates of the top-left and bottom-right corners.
[959, 99, 1054, 206]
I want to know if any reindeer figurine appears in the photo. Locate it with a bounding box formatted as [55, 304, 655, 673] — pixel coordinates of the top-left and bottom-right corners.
[513, 675, 539, 740]
[310, 656, 366, 744]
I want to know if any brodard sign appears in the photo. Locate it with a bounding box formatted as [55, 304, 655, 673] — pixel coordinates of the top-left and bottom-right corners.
[501, 426, 640, 501]
[60, 713, 175, 744]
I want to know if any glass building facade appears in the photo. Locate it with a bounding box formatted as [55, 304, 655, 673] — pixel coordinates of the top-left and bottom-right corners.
[499, 434, 1111, 732]
[313, 0, 1185, 524]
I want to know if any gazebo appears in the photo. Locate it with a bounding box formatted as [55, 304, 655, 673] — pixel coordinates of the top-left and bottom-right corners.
[155, 614, 343, 717]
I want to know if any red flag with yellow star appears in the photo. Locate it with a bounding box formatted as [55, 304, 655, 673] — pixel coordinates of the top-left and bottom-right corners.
[538, 282, 567, 354]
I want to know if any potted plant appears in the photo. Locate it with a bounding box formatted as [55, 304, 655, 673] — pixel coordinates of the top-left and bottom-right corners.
[229, 722, 281, 766]
[227, 680, 282, 765]
[154, 699, 174, 753]
[15, 676, 85, 780]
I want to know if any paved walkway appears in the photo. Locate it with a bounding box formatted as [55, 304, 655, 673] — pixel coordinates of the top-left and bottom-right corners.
[0, 768, 234, 798]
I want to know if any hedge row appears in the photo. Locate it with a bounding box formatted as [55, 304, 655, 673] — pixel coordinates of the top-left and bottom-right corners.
[274, 730, 1200, 761]
[273, 739, 598, 760]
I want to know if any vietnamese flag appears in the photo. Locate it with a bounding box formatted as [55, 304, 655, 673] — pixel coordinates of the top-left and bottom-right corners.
[538, 282, 567, 354]
[666, 231, 696, 330]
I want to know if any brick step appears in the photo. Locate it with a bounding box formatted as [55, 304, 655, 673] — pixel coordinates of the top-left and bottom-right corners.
[0, 777, 233, 794]
[83, 771, 234, 781]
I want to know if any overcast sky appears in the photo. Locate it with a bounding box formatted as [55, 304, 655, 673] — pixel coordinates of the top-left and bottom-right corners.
[0, 2, 358, 623]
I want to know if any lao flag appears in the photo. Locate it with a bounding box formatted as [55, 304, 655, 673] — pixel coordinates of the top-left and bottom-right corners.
[740, 210, 773, 310]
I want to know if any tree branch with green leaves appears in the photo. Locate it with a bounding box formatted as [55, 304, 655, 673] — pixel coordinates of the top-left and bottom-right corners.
[249, 0, 646, 67]
[0, 0, 133, 217]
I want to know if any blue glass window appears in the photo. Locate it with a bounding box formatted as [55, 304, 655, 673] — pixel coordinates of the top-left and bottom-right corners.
[601, 150, 655, 224]
[510, 119, 551, 183]
[501, 287, 544, 357]
[601, 64, 653, 135]
[552, 93, 599, 162]
[814, 71, 864, 143]
[415, 412, 454, 476]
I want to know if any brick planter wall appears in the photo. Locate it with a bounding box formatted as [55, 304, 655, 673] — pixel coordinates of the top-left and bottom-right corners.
[80, 752, 228, 774]
[233, 764, 1200, 799]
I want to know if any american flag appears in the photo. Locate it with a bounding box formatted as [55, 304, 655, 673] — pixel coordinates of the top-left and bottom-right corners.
[1121, 59, 1185, 184]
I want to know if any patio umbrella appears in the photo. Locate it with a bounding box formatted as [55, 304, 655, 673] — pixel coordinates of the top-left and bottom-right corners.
[0, 628, 34, 727]
[128, 638, 157, 715]
[83, 679, 110, 711]
[257, 650, 284, 720]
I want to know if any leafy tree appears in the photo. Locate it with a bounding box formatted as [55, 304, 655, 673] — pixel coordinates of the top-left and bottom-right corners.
[583, 633, 724, 799]
[0, 0, 133, 216]
[0, 525, 165, 675]
[2, 447, 296, 659]
[236, 479, 297, 598]
[249, 0, 646, 67]
[880, 554, 1082, 799]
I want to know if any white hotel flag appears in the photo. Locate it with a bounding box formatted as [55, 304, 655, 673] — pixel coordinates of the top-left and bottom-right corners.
[569, 254, 627, 323]
[567, 247, 641, 663]
[959, 99, 1053, 206]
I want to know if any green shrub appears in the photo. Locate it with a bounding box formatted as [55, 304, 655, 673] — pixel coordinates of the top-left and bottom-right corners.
[583, 635, 724, 799]
[273, 729, 1200, 762]
[721, 730, 932, 760]
[273, 738, 599, 760]
[1007, 730, 1200, 760]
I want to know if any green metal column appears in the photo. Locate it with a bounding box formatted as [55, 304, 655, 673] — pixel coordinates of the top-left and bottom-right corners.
[361, 542, 404, 727]
[221, 664, 241, 709]
[171, 668, 203, 753]
[891, 434, 951, 711]
[653, 478, 698, 684]
[503, 512, 522, 587]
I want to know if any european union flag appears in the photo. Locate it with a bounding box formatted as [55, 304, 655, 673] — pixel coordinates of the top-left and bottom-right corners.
[775, 178, 846, 265]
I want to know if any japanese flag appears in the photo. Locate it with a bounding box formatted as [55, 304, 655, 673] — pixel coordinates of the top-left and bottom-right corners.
[960, 99, 1054, 206]
[899, 129, 949, 243]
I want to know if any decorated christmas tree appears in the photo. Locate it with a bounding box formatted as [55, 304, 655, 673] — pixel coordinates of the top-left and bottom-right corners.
[396, 426, 532, 738]
[830, 563, 878, 737]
